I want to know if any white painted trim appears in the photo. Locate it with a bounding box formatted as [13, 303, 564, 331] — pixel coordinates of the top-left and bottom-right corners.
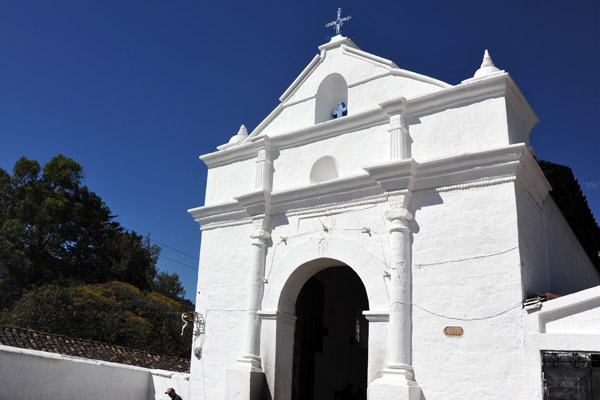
[389, 68, 451, 89]
[257, 310, 297, 324]
[203, 74, 527, 168]
[0, 345, 190, 378]
[279, 54, 323, 103]
[341, 44, 397, 69]
[191, 145, 541, 230]
[363, 311, 390, 322]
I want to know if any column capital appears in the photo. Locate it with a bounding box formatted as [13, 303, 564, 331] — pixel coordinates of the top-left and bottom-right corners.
[250, 229, 271, 243]
[385, 208, 413, 223]
[250, 216, 271, 243]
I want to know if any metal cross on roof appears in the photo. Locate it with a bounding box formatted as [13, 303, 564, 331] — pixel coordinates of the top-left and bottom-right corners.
[325, 8, 351, 35]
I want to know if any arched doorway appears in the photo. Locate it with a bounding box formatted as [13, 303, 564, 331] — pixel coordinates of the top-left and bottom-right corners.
[291, 266, 369, 400]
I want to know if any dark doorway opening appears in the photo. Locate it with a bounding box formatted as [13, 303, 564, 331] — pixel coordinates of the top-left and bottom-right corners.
[291, 266, 369, 400]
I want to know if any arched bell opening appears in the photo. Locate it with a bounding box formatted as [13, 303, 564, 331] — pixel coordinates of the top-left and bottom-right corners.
[291, 265, 369, 400]
[315, 73, 349, 124]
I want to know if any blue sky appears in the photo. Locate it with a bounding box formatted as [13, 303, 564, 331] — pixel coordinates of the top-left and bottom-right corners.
[1, 1, 598, 302]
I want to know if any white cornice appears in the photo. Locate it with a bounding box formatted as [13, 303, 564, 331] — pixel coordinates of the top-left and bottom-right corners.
[271, 108, 387, 151]
[412, 145, 525, 189]
[188, 201, 247, 227]
[245, 104, 284, 142]
[317, 35, 360, 52]
[341, 44, 397, 69]
[364, 158, 418, 192]
[402, 73, 509, 117]
[200, 142, 256, 168]
[269, 173, 383, 215]
[389, 68, 451, 89]
[279, 54, 323, 104]
[514, 147, 551, 209]
[235, 190, 272, 217]
[504, 76, 539, 134]
[195, 176, 523, 231]
[414, 176, 516, 197]
[190, 144, 551, 231]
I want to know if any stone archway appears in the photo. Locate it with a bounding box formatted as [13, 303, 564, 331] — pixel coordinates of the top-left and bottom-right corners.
[259, 237, 390, 400]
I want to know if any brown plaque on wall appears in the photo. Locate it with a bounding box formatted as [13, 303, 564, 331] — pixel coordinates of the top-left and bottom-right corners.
[444, 326, 464, 337]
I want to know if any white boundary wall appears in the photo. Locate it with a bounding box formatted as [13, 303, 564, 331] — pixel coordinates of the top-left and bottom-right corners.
[0, 345, 189, 400]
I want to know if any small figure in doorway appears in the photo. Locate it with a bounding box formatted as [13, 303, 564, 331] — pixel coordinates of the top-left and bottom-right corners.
[165, 387, 183, 400]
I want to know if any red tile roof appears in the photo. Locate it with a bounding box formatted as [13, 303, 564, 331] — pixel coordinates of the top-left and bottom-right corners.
[0, 325, 190, 373]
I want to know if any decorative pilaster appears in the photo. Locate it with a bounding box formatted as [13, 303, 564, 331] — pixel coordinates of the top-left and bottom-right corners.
[369, 192, 421, 399]
[226, 217, 270, 400]
[388, 113, 410, 160]
[254, 139, 272, 191]
[237, 216, 271, 370]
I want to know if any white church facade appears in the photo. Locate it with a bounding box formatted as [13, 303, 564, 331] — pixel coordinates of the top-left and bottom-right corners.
[188, 34, 600, 400]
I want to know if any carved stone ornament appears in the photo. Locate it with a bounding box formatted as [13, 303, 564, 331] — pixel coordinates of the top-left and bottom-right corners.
[389, 114, 402, 129]
[388, 191, 412, 210]
[251, 217, 271, 241]
[256, 148, 267, 162]
[384, 208, 413, 223]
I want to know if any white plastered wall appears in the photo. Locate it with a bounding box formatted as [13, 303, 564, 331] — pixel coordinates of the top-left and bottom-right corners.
[515, 185, 552, 297]
[543, 197, 600, 294]
[190, 223, 254, 400]
[411, 182, 526, 400]
[189, 180, 539, 400]
[272, 124, 388, 192]
[204, 158, 255, 206]
[410, 97, 509, 162]
[0, 346, 189, 400]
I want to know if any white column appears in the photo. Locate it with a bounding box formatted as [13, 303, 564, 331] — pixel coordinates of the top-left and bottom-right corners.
[369, 201, 421, 399]
[237, 222, 270, 370]
[384, 208, 416, 383]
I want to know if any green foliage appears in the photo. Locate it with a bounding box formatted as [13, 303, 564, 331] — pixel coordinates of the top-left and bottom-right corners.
[0, 155, 192, 358]
[9, 282, 192, 357]
[153, 271, 186, 300]
[0, 155, 160, 310]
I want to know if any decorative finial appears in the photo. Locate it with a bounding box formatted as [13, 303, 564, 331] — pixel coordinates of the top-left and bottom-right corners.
[325, 8, 351, 36]
[237, 124, 248, 137]
[473, 49, 501, 78]
[227, 124, 248, 145]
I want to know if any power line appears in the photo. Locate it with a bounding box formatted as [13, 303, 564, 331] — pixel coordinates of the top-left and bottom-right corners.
[150, 238, 199, 261]
[158, 254, 198, 270]
[411, 301, 522, 321]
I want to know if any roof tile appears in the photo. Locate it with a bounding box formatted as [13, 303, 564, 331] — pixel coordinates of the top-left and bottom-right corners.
[0, 326, 190, 373]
